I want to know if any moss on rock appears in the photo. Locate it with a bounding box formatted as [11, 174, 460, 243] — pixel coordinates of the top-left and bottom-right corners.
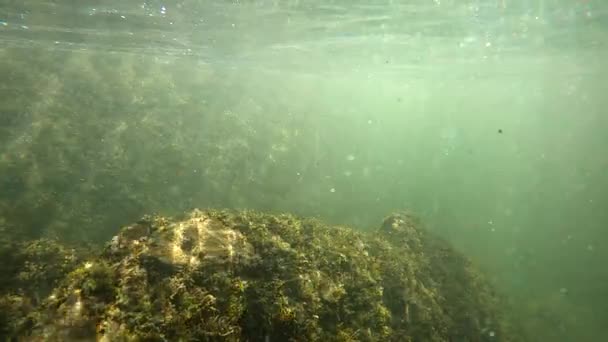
[0, 237, 82, 337]
[4, 209, 522, 341]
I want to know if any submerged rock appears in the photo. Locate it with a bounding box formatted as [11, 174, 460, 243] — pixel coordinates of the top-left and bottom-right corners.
[5, 209, 522, 341]
[0, 238, 81, 337]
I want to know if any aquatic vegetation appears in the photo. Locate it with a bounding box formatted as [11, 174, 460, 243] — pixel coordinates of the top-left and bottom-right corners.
[0, 46, 330, 245]
[1, 209, 522, 341]
[0, 238, 83, 337]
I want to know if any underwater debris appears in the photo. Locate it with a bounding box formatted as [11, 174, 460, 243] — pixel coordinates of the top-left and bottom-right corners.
[1, 209, 523, 341]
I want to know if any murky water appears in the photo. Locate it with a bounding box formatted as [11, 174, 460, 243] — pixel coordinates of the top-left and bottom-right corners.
[1, 0, 607, 340]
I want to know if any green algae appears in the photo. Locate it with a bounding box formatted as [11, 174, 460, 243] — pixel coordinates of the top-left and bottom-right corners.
[1, 209, 522, 341]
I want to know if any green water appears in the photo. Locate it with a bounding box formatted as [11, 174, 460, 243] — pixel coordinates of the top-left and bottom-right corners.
[1, 0, 607, 340]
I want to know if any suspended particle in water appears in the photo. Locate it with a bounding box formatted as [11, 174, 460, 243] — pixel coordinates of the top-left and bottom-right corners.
[330, 188, 336, 193]
[346, 154, 355, 161]
[362, 167, 371, 177]
[498, 129, 503, 133]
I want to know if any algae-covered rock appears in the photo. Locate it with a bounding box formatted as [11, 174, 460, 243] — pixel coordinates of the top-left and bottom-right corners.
[9, 209, 521, 341]
[0, 238, 82, 337]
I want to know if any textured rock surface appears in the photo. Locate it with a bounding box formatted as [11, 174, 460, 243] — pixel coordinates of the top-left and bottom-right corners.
[3, 209, 521, 341]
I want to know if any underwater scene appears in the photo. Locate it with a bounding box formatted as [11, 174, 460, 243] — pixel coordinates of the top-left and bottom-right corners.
[0, 0, 607, 341]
